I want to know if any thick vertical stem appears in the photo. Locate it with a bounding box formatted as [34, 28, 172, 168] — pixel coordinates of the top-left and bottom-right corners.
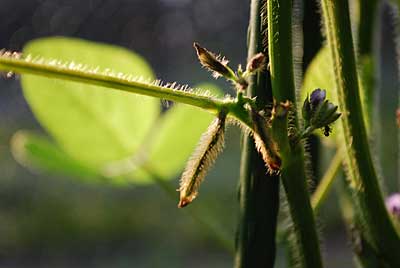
[235, 0, 280, 267]
[267, 0, 323, 267]
[357, 0, 379, 130]
[321, 0, 400, 266]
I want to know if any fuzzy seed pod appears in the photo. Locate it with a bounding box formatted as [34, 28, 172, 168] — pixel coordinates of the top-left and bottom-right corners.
[178, 112, 226, 208]
[251, 110, 281, 172]
[246, 53, 266, 73]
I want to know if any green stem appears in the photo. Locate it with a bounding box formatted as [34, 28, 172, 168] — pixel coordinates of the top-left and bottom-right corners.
[268, 0, 323, 267]
[311, 147, 343, 212]
[321, 0, 400, 266]
[234, 0, 280, 267]
[336, 175, 390, 268]
[0, 54, 254, 127]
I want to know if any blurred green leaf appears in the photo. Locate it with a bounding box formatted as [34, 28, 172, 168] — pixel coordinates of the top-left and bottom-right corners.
[19, 37, 223, 184]
[11, 130, 101, 180]
[105, 83, 223, 182]
[21, 37, 159, 170]
[302, 46, 336, 102]
[142, 83, 222, 179]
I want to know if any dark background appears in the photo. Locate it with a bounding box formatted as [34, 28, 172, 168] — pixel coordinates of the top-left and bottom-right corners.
[0, 0, 398, 267]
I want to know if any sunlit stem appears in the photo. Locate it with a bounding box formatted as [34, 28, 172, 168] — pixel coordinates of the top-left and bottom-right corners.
[0, 53, 254, 129]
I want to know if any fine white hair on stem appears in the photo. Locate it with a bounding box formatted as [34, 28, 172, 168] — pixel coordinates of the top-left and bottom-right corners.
[178, 112, 226, 208]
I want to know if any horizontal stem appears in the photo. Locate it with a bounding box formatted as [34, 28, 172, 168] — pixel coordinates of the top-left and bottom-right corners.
[0, 55, 226, 112]
[0, 53, 255, 131]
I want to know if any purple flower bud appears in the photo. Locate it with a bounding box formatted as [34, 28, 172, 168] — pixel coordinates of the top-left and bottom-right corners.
[386, 193, 400, 218]
[310, 88, 327, 107]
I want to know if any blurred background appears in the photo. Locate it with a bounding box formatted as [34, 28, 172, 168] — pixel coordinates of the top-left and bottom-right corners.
[0, 0, 398, 267]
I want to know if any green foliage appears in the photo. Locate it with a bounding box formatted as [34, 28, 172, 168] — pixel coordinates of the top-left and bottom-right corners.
[19, 37, 221, 184]
[22, 37, 158, 170]
[10, 130, 101, 180]
[127, 84, 222, 182]
[143, 102, 211, 178]
[1, 0, 399, 267]
[301, 47, 335, 101]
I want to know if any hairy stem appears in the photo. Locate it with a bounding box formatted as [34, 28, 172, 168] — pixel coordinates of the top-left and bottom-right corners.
[268, 0, 323, 267]
[0, 54, 253, 127]
[235, 0, 280, 267]
[321, 0, 400, 266]
[336, 175, 389, 268]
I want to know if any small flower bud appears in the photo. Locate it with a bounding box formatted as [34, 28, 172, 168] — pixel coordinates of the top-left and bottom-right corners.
[311, 100, 341, 128]
[301, 88, 341, 138]
[386, 193, 400, 218]
[310, 88, 326, 108]
[246, 53, 266, 73]
[193, 42, 236, 80]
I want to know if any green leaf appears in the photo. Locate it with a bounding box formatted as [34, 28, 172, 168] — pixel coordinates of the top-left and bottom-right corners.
[21, 37, 159, 170]
[18, 58, 222, 184]
[11, 130, 101, 180]
[19, 37, 223, 184]
[145, 83, 223, 177]
[302, 46, 336, 103]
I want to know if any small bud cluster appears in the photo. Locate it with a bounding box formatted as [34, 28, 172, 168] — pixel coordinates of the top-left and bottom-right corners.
[180, 45, 341, 208]
[181, 43, 271, 208]
[302, 88, 341, 137]
[193, 42, 266, 93]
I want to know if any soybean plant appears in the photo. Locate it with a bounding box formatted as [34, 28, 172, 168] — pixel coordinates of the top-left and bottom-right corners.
[1, 0, 400, 267]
